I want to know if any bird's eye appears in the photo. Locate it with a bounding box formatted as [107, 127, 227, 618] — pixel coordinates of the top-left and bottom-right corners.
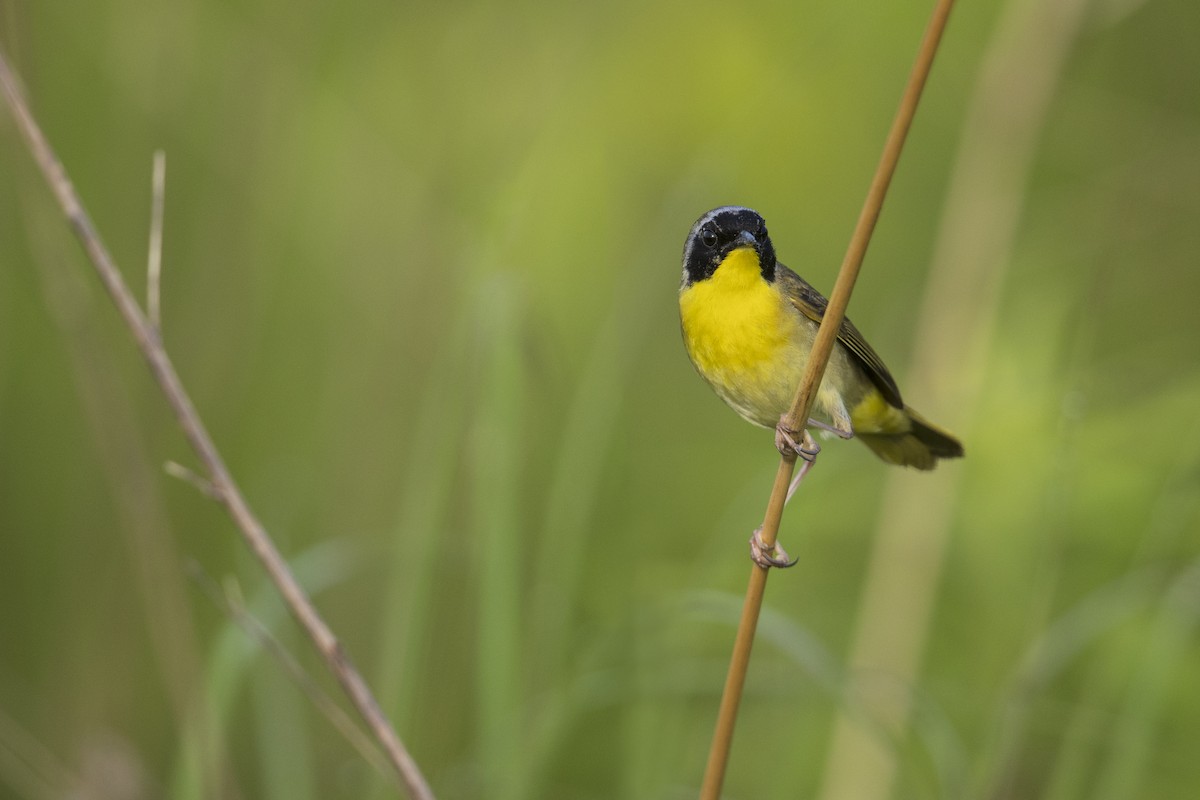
[700, 226, 718, 248]
[756, 221, 768, 238]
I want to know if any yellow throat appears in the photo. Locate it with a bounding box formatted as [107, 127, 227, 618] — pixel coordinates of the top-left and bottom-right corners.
[678, 247, 804, 426]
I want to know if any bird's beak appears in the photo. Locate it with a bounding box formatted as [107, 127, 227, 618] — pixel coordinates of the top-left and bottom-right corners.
[734, 230, 757, 249]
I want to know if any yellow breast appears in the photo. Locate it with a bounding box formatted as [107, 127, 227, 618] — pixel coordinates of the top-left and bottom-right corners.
[679, 248, 808, 427]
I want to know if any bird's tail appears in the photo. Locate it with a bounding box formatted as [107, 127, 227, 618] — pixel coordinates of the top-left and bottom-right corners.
[858, 406, 964, 471]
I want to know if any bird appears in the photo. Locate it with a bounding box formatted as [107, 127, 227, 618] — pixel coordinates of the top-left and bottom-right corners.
[679, 205, 963, 471]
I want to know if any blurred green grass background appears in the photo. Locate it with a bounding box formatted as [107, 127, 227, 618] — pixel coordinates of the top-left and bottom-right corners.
[2, 1, 1199, 798]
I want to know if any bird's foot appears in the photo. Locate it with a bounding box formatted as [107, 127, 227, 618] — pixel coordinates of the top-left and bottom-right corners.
[749, 527, 799, 569]
[775, 418, 821, 463]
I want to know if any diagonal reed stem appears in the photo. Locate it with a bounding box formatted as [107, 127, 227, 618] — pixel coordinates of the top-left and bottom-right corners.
[0, 48, 435, 800]
[698, 2, 955, 797]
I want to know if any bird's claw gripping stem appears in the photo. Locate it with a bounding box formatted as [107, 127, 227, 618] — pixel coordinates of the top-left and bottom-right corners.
[749, 526, 799, 569]
[775, 418, 821, 463]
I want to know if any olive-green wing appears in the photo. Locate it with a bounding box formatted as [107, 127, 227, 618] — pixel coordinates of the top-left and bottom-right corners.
[776, 263, 904, 408]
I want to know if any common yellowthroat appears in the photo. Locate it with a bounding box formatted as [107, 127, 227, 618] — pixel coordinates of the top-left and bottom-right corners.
[679, 206, 963, 470]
